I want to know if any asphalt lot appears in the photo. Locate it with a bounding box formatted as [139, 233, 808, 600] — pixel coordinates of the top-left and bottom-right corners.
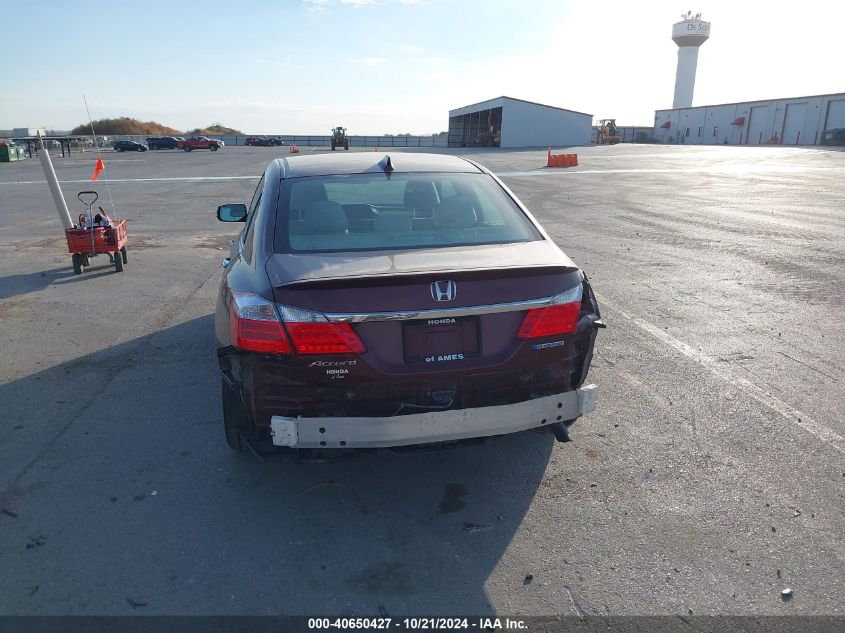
[0, 143, 843, 617]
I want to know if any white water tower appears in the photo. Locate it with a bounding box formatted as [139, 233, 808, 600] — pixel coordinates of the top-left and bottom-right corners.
[672, 11, 711, 108]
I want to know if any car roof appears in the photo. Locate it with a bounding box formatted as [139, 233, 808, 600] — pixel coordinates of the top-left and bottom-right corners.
[274, 152, 482, 179]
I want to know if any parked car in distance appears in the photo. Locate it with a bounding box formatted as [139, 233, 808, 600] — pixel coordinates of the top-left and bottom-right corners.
[113, 140, 147, 152]
[246, 136, 283, 147]
[146, 136, 180, 150]
[178, 136, 222, 151]
[215, 153, 604, 456]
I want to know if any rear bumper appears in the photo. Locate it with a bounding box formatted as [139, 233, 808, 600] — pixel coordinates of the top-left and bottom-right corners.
[269, 384, 598, 449]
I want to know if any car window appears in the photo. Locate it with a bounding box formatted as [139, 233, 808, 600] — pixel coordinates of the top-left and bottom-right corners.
[241, 176, 264, 244]
[242, 177, 264, 261]
[276, 172, 542, 254]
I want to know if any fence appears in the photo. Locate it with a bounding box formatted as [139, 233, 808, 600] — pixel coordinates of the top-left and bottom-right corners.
[75, 134, 449, 148]
[240, 135, 449, 148]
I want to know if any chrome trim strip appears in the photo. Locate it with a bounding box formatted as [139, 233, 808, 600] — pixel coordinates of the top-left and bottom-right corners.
[325, 296, 555, 323]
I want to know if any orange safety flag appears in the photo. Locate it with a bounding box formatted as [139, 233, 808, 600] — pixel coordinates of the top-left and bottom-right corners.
[91, 157, 105, 182]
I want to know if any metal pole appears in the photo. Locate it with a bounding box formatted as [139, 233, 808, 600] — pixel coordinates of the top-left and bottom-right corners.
[36, 131, 74, 230]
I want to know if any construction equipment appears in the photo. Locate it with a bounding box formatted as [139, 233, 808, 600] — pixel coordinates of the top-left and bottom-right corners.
[595, 119, 621, 144]
[330, 126, 349, 151]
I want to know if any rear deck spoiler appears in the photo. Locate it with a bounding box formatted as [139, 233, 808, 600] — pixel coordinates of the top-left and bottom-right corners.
[272, 264, 579, 291]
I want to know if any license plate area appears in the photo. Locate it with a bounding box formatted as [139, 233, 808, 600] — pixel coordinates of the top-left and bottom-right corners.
[403, 316, 480, 364]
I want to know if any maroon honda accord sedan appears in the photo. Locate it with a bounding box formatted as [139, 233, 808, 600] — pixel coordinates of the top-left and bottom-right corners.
[215, 152, 604, 455]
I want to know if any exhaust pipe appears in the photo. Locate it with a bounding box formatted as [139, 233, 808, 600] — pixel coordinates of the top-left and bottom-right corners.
[550, 421, 571, 443]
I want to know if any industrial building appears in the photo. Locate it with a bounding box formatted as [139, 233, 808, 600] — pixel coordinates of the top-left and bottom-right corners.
[658, 12, 845, 146]
[448, 97, 591, 148]
[653, 92, 845, 145]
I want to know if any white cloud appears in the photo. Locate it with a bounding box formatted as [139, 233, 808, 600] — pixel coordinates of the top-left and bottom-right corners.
[349, 57, 388, 66]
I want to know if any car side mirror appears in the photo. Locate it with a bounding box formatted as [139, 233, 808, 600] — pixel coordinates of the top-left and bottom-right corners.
[217, 204, 247, 222]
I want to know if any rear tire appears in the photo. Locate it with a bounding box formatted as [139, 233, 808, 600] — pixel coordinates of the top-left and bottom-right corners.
[114, 250, 124, 272]
[121, 246, 128, 264]
[331, 139, 336, 150]
[72, 253, 83, 275]
[184, 146, 192, 152]
[222, 380, 249, 452]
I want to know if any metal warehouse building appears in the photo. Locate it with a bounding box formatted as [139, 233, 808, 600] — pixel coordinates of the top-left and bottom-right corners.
[448, 96, 592, 148]
[653, 92, 845, 146]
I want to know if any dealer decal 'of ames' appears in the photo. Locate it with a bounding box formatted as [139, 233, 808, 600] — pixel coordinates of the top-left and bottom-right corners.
[425, 354, 465, 363]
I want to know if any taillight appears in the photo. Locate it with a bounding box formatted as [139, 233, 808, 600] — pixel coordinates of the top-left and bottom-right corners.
[229, 292, 292, 355]
[518, 285, 583, 339]
[278, 305, 366, 355]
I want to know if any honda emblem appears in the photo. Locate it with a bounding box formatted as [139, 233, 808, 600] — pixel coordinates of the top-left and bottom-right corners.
[430, 280, 457, 302]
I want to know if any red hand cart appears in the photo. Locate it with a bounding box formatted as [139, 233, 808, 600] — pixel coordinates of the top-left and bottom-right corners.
[65, 191, 128, 274]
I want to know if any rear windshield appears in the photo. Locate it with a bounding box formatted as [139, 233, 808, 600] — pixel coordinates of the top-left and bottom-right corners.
[274, 172, 542, 254]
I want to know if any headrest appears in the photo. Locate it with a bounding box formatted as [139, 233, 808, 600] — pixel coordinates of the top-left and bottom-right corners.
[404, 180, 440, 210]
[433, 196, 477, 229]
[290, 181, 327, 214]
[303, 201, 349, 235]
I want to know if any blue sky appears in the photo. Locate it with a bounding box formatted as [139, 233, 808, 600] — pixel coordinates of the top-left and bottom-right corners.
[2, 0, 843, 134]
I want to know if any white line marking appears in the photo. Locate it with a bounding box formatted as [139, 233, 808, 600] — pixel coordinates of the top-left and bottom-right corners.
[2, 165, 839, 186]
[2, 164, 841, 186]
[596, 292, 845, 455]
[0, 176, 260, 186]
[497, 165, 843, 177]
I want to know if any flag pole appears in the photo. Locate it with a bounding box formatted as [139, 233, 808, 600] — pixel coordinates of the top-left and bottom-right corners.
[83, 94, 115, 215]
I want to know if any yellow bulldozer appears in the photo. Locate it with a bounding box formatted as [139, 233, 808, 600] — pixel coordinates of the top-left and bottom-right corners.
[596, 119, 621, 144]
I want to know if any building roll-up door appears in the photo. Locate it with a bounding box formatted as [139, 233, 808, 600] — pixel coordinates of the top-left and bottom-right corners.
[782, 103, 807, 145]
[824, 99, 845, 131]
[746, 106, 770, 145]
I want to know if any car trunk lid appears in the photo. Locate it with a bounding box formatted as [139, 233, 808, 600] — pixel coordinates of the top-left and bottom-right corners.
[267, 241, 582, 375]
